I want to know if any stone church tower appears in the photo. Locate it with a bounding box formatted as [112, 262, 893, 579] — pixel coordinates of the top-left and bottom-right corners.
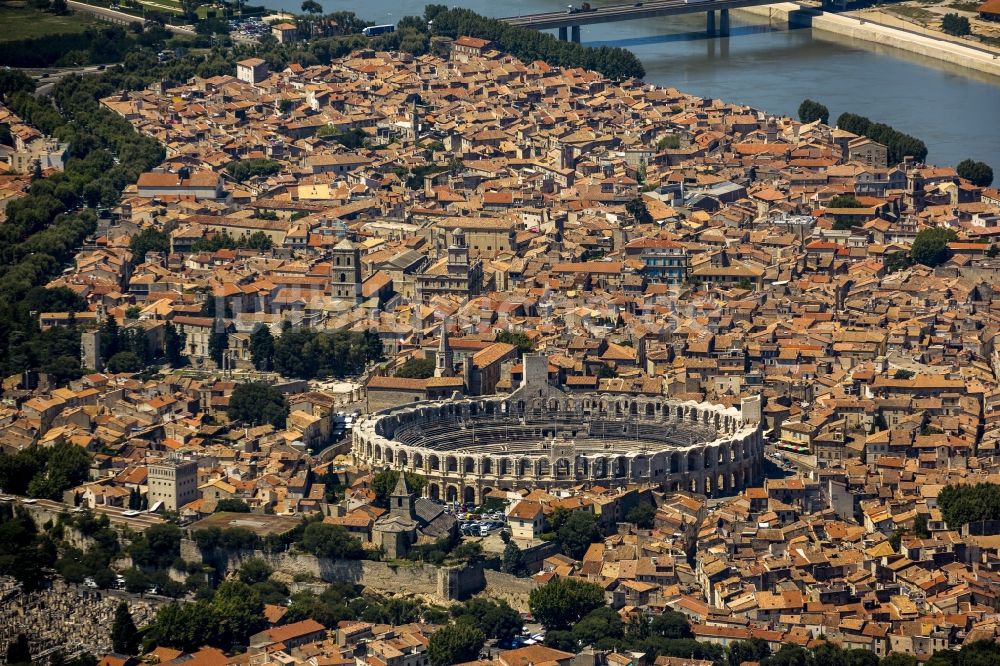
[331, 238, 362, 303]
[435, 318, 453, 378]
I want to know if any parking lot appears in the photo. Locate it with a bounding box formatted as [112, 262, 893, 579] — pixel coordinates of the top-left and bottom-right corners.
[453, 504, 509, 538]
[228, 17, 270, 39]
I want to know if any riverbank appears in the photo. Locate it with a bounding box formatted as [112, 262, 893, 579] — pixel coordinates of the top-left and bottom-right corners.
[737, 2, 1000, 78]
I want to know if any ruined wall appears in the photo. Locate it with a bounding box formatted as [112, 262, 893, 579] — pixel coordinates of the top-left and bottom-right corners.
[180, 540, 484, 602]
[480, 570, 538, 612]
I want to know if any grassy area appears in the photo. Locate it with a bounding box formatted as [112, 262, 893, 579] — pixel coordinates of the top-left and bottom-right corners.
[883, 4, 936, 20]
[948, 1, 980, 10]
[0, 3, 99, 42]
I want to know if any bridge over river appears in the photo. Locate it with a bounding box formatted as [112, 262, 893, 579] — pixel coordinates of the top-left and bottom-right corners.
[500, 0, 834, 41]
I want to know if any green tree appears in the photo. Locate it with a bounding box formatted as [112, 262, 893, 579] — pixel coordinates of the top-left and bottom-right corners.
[453, 598, 521, 641]
[216, 498, 251, 513]
[650, 610, 692, 639]
[528, 578, 606, 631]
[938, 482, 1000, 528]
[273, 327, 383, 379]
[913, 513, 930, 538]
[428, 623, 485, 666]
[123, 567, 149, 594]
[128, 228, 170, 264]
[300, 522, 364, 559]
[729, 638, 772, 666]
[657, 135, 681, 150]
[501, 539, 527, 576]
[238, 558, 273, 585]
[395, 356, 436, 379]
[625, 196, 652, 224]
[163, 321, 184, 367]
[5, 634, 31, 665]
[956, 159, 993, 187]
[625, 502, 656, 529]
[763, 644, 811, 666]
[884, 252, 913, 273]
[836, 112, 927, 164]
[316, 126, 369, 149]
[225, 159, 282, 183]
[572, 606, 624, 649]
[371, 470, 427, 508]
[249, 326, 275, 371]
[0, 70, 36, 99]
[880, 654, 919, 666]
[798, 99, 829, 124]
[941, 13, 970, 35]
[213, 580, 266, 651]
[910, 227, 957, 267]
[151, 601, 218, 652]
[107, 350, 143, 373]
[497, 329, 534, 354]
[209, 328, 228, 368]
[130, 523, 181, 569]
[25, 440, 91, 500]
[828, 194, 865, 208]
[556, 511, 601, 559]
[544, 630, 578, 653]
[111, 602, 140, 655]
[301, 0, 322, 12]
[227, 382, 289, 428]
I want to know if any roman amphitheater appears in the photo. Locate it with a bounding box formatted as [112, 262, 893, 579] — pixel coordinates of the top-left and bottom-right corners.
[353, 356, 764, 505]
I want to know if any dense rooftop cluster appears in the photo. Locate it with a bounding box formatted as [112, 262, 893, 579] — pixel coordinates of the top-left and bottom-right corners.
[2, 36, 1000, 666]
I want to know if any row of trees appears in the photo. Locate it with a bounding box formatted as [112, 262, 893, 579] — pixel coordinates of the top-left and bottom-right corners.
[836, 112, 928, 164]
[0, 69, 164, 384]
[227, 382, 290, 429]
[249, 324, 384, 378]
[424, 5, 646, 80]
[0, 504, 58, 591]
[192, 230, 274, 252]
[938, 482, 1000, 528]
[225, 158, 282, 182]
[0, 440, 91, 500]
[148, 580, 267, 652]
[0, 25, 137, 68]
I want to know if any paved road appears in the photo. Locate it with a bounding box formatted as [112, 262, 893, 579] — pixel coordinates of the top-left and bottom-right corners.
[32, 65, 107, 96]
[65, 0, 198, 34]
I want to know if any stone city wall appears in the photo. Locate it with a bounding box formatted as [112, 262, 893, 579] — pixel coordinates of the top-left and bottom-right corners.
[480, 569, 538, 612]
[182, 541, 485, 602]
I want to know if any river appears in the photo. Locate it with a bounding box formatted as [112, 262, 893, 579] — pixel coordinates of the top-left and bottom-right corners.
[263, 0, 1000, 170]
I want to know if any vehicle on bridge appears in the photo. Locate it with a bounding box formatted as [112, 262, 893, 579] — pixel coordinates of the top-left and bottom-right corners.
[566, 2, 594, 12]
[362, 24, 396, 36]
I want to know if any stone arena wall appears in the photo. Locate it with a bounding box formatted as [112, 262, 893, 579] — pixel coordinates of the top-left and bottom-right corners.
[353, 393, 763, 503]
